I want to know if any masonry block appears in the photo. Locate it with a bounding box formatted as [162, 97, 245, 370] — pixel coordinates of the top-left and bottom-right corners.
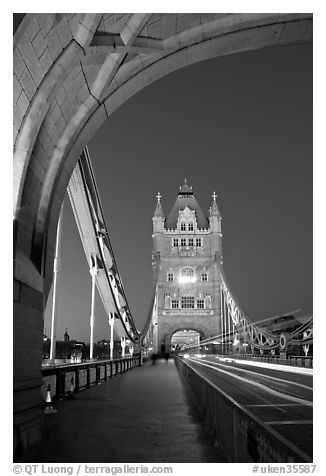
[13, 74, 22, 104]
[46, 26, 63, 61]
[176, 14, 189, 34]
[32, 30, 47, 59]
[20, 283, 43, 312]
[188, 13, 202, 28]
[18, 34, 44, 85]
[13, 302, 26, 327]
[162, 14, 177, 39]
[148, 20, 162, 39]
[25, 16, 41, 42]
[17, 90, 30, 116]
[280, 19, 312, 44]
[186, 41, 210, 66]
[39, 47, 53, 74]
[36, 13, 55, 37]
[13, 48, 26, 79]
[68, 13, 84, 36]
[20, 67, 37, 101]
[13, 279, 21, 303]
[56, 17, 72, 48]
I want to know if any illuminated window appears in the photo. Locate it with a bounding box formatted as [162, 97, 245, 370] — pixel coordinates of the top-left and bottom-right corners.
[197, 299, 205, 309]
[172, 300, 179, 309]
[181, 296, 195, 308]
[196, 238, 202, 247]
[181, 238, 186, 247]
[188, 238, 194, 246]
[182, 267, 194, 277]
[201, 273, 208, 282]
[167, 273, 174, 282]
[188, 222, 194, 231]
[181, 222, 186, 231]
[173, 238, 178, 247]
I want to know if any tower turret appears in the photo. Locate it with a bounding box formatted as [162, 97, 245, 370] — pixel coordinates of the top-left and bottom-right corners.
[152, 192, 164, 234]
[209, 192, 221, 233]
[209, 192, 222, 261]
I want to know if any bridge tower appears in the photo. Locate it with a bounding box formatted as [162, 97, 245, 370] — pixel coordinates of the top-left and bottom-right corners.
[152, 180, 223, 354]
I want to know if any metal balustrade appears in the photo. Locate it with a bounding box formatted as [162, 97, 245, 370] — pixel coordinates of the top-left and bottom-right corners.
[226, 353, 313, 368]
[175, 357, 311, 463]
[41, 356, 140, 401]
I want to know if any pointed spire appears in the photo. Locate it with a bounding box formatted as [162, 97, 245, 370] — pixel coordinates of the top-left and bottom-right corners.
[210, 191, 221, 217]
[154, 192, 164, 218]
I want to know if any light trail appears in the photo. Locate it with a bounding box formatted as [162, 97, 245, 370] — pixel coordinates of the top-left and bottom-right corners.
[188, 358, 312, 407]
[198, 358, 313, 392]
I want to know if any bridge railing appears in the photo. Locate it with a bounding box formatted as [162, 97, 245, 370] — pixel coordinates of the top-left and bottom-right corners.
[228, 353, 313, 368]
[41, 356, 140, 401]
[175, 357, 311, 463]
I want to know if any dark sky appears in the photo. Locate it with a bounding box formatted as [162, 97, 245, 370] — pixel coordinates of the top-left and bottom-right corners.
[44, 43, 312, 343]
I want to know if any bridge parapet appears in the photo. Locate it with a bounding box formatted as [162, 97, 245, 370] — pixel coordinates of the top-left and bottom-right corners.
[175, 357, 312, 462]
[41, 356, 140, 401]
[229, 353, 313, 368]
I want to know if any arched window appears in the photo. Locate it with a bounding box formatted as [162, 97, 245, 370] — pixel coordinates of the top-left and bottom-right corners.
[181, 267, 194, 277]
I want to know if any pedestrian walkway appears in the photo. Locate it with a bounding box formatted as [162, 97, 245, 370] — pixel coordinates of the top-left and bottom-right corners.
[20, 359, 227, 463]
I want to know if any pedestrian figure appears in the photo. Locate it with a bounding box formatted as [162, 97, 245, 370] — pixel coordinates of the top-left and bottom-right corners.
[164, 352, 170, 363]
[151, 353, 157, 365]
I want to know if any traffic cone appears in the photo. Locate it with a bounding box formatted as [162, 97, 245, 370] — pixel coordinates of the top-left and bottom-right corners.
[44, 384, 57, 414]
[65, 377, 76, 400]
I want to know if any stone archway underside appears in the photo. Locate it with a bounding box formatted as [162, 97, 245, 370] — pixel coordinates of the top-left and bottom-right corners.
[13, 13, 312, 455]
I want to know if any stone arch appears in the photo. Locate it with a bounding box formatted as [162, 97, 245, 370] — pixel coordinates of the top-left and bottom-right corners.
[162, 323, 211, 352]
[13, 13, 312, 455]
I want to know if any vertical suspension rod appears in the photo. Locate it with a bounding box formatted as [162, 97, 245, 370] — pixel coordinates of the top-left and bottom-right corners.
[49, 204, 63, 361]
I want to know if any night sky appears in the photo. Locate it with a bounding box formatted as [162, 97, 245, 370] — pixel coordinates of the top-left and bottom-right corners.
[44, 43, 312, 344]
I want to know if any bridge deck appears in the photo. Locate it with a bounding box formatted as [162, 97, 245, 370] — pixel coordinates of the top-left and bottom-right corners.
[20, 359, 226, 463]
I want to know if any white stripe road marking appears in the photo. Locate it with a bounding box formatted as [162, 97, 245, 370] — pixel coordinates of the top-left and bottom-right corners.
[245, 403, 306, 407]
[189, 358, 312, 407]
[266, 420, 313, 425]
[198, 358, 313, 392]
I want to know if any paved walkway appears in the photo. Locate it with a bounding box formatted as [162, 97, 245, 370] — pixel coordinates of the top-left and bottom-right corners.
[20, 359, 227, 463]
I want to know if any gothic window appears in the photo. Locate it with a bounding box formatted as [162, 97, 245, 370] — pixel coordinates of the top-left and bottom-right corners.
[181, 296, 195, 308]
[173, 238, 178, 247]
[167, 273, 174, 282]
[196, 238, 202, 247]
[188, 222, 194, 231]
[181, 238, 186, 247]
[201, 273, 208, 282]
[165, 295, 171, 309]
[197, 299, 205, 309]
[188, 238, 194, 247]
[181, 222, 186, 231]
[181, 267, 194, 277]
[171, 299, 179, 309]
[205, 294, 212, 309]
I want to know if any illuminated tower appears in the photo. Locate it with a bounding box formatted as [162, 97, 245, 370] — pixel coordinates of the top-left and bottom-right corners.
[152, 180, 223, 354]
